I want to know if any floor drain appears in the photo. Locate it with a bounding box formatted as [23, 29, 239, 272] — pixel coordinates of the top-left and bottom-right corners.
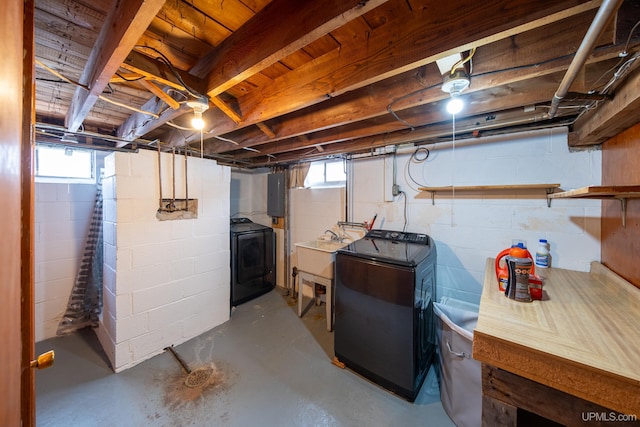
[184, 367, 213, 388]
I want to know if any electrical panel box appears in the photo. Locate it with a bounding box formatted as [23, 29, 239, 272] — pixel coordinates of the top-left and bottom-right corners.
[267, 172, 285, 217]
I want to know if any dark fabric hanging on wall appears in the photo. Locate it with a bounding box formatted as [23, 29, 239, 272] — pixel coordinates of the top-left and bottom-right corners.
[57, 173, 104, 335]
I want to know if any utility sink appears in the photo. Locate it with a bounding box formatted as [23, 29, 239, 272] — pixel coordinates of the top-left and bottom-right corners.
[295, 240, 349, 279]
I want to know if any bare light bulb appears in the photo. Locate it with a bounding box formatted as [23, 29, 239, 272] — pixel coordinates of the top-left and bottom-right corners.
[441, 70, 470, 115]
[192, 110, 205, 130]
[187, 97, 210, 130]
[446, 95, 464, 115]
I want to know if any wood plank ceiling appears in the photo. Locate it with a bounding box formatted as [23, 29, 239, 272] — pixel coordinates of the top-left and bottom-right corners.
[34, 0, 640, 168]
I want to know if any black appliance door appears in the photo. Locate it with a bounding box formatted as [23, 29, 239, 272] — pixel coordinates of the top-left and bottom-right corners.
[231, 230, 275, 306]
[334, 253, 418, 399]
[236, 232, 269, 283]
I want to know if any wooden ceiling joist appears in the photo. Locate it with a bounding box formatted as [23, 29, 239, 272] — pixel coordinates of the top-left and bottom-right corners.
[226, 0, 602, 129]
[65, 0, 166, 132]
[192, 0, 391, 88]
[138, 80, 180, 110]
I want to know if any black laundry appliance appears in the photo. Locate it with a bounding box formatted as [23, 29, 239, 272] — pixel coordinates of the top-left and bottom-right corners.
[230, 218, 275, 306]
[334, 229, 437, 402]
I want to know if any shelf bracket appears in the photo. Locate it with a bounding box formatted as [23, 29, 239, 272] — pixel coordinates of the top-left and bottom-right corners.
[545, 188, 555, 208]
[619, 198, 627, 228]
[429, 191, 435, 205]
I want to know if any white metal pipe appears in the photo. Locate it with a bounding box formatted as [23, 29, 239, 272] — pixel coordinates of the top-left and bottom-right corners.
[548, 0, 624, 118]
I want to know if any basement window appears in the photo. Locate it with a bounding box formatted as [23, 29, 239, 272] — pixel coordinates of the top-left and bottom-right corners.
[35, 144, 96, 184]
[304, 159, 346, 188]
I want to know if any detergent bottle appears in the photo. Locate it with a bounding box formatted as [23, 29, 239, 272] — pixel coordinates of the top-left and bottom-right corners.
[495, 240, 535, 292]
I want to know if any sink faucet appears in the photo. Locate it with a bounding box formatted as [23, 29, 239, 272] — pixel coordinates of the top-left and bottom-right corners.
[324, 230, 340, 241]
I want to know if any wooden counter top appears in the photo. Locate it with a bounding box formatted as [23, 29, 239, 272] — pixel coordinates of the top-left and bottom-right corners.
[472, 259, 640, 415]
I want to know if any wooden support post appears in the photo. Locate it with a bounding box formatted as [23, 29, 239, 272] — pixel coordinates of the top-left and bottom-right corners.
[482, 394, 518, 426]
[481, 364, 639, 427]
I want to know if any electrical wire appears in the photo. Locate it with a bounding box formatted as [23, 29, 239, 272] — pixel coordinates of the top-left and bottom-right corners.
[35, 58, 160, 119]
[622, 19, 640, 56]
[574, 50, 640, 123]
[213, 135, 240, 145]
[449, 48, 476, 75]
[167, 121, 193, 131]
[399, 190, 408, 232]
[115, 72, 145, 82]
[386, 83, 441, 131]
[404, 147, 430, 191]
[135, 45, 205, 100]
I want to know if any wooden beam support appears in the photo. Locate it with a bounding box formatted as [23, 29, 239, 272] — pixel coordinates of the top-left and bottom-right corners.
[213, 71, 568, 157]
[120, 50, 207, 94]
[230, 0, 601, 127]
[569, 67, 640, 146]
[65, 0, 166, 131]
[481, 365, 639, 427]
[256, 122, 276, 138]
[244, 106, 576, 166]
[209, 96, 242, 124]
[138, 80, 180, 110]
[117, 99, 191, 144]
[177, 1, 607, 150]
[191, 0, 391, 89]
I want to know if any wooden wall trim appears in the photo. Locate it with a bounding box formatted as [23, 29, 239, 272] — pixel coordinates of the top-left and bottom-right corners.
[1, 0, 28, 425]
[21, 0, 36, 424]
[601, 121, 640, 288]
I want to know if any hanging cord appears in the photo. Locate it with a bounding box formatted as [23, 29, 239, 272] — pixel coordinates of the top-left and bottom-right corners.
[184, 148, 189, 212]
[172, 148, 176, 211]
[451, 114, 456, 227]
[200, 128, 204, 159]
[157, 141, 163, 210]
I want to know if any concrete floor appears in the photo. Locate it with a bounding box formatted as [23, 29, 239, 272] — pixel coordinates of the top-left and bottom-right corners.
[36, 290, 455, 427]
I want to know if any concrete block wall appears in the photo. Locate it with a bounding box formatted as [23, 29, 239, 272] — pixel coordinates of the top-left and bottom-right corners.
[350, 128, 601, 304]
[230, 167, 269, 225]
[97, 149, 230, 372]
[34, 183, 98, 341]
[234, 128, 602, 306]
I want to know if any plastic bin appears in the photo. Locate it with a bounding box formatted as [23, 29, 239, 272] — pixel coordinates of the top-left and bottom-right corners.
[434, 297, 481, 427]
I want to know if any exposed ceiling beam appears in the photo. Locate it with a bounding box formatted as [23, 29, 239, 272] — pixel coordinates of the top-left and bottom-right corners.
[120, 50, 207, 94]
[206, 32, 625, 155]
[569, 65, 640, 146]
[65, 0, 167, 132]
[191, 0, 391, 88]
[229, 73, 568, 160]
[172, 0, 602, 148]
[117, 98, 191, 143]
[143, 0, 391, 147]
[246, 108, 577, 167]
[228, 0, 601, 126]
[138, 80, 180, 110]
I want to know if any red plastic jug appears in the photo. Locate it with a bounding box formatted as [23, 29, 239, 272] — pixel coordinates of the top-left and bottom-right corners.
[495, 243, 535, 291]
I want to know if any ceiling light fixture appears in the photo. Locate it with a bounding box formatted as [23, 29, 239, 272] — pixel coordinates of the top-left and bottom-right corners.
[186, 97, 210, 130]
[441, 69, 470, 115]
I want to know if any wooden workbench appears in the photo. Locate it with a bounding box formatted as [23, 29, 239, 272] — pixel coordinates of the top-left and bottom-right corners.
[473, 259, 640, 426]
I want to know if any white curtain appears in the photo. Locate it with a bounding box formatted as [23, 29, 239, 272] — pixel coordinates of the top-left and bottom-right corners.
[289, 163, 310, 188]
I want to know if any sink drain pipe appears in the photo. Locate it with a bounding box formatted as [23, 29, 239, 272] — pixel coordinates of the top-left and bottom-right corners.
[164, 345, 192, 374]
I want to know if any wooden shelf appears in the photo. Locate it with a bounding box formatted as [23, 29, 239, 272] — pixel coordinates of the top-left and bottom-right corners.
[546, 185, 640, 199]
[417, 184, 561, 205]
[548, 185, 640, 227]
